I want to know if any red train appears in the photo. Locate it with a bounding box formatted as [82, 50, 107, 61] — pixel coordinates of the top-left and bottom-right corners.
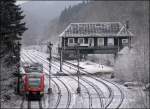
[23, 63, 45, 99]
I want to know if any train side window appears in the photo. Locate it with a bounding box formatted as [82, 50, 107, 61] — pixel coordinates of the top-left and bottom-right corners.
[68, 38, 74, 46]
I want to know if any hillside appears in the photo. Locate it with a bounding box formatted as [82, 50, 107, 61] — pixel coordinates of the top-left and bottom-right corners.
[20, 1, 81, 45]
[54, 1, 149, 83]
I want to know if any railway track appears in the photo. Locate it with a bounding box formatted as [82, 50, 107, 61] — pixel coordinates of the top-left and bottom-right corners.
[54, 55, 124, 108]
[19, 94, 42, 109]
[53, 55, 125, 108]
[25, 51, 106, 108]
[24, 54, 91, 108]
[21, 55, 62, 108]
[30, 50, 124, 108]
[27, 99, 42, 109]
[21, 53, 71, 108]
[20, 96, 25, 109]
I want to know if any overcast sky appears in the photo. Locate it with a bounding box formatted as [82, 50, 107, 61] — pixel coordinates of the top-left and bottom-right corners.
[16, 1, 81, 7]
[18, 1, 82, 44]
[16, 1, 28, 5]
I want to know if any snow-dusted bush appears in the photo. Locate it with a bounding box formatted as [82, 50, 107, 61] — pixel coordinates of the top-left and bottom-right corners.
[114, 46, 149, 83]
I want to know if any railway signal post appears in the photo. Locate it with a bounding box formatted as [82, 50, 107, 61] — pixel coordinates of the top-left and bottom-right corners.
[48, 42, 53, 94]
[57, 46, 63, 74]
[60, 47, 63, 73]
[76, 43, 81, 94]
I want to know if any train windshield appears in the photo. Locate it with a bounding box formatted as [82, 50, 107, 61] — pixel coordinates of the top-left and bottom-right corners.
[26, 64, 43, 73]
[29, 78, 41, 88]
[28, 73, 41, 88]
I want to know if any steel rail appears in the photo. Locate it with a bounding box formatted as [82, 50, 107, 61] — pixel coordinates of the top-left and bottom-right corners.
[27, 51, 106, 108]
[24, 51, 92, 108]
[54, 55, 124, 108]
[22, 53, 71, 108]
[22, 54, 62, 108]
[21, 55, 62, 109]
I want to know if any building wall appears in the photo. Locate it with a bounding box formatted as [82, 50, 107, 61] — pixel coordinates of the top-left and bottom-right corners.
[104, 37, 107, 46]
[62, 36, 130, 48]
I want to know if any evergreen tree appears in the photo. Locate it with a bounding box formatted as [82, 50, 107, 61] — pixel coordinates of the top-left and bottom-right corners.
[0, 0, 27, 59]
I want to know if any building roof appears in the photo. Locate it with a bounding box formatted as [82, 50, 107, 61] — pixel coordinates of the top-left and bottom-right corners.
[59, 22, 133, 37]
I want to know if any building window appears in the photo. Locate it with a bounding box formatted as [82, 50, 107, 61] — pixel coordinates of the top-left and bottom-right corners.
[97, 38, 104, 46]
[88, 38, 94, 46]
[78, 38, 84, 45]
[68, 38, 74, 46]
[122, 39, 128, 44]
[122, 39, 128, 45]
[107, 38, 114, 46]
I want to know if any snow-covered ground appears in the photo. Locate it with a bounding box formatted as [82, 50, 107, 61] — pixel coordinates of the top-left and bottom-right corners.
[24, 49, 113, 75]
[68, 60, 114, 74]
[1, 49, 149, 108]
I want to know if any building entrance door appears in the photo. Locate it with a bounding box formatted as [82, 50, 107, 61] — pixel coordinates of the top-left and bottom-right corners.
[88, 38, 94, 47]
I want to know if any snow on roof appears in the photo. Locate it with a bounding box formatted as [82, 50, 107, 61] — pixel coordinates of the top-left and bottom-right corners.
[59, 22, 133, 37]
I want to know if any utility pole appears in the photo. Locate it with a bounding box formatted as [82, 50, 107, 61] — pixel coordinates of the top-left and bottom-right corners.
[47, 42, 53, 94]
[76, 43, 81, 94]
[57, 44, 63, 74]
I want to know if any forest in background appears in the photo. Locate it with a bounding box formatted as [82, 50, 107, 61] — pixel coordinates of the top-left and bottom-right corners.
[19, 1, 149, 83]
[45, 1, 149, 83]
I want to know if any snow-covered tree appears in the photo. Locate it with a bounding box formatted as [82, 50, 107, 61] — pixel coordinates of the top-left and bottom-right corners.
[0, 0, 27, 58]
[114, 45, 149, 84]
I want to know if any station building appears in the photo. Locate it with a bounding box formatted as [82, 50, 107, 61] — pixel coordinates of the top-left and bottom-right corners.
[58, 22, 133, 59]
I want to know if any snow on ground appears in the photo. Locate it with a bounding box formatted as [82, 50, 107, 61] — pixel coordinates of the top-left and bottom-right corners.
[68, 60, 114, 74]
[2, 49, 149, 108]
[102, 77, 150, 108]
[25, 49, 114, 75]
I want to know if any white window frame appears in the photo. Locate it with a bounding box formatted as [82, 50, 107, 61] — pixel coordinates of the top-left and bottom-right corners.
[97, 38, 104, 46]
[88, 38, 94, 46]
[78, 38, 84, 45]
[122, 39, 128, 44]
[68, 38, 74, 46]
[107, 38, 114, 46]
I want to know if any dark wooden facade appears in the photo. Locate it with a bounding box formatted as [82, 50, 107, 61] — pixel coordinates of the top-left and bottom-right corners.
[58, 22, 133, 58]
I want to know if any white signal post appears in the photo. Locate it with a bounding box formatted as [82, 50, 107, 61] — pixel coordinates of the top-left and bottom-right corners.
[76, 43, 81, 94]
[48, 42, 53, 94]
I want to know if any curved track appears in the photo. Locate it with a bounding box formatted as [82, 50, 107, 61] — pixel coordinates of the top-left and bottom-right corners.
[55, 56, 124, 108]
[25, 51, 108, 108]
[22, 53, 71, 108]
[23, 52, 92, 108]
[54, 55, 125, 108]
[21, 56, 62, 108]
[22, 50, 125, 108]
[21, 55, 61, 108]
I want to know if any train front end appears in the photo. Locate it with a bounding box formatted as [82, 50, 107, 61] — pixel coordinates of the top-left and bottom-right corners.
[25, 73, 44, 98]
[23, 63, 45, 99]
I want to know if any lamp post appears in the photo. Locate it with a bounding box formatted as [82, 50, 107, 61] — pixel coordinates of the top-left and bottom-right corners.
[76, 43, 81, 94]
[48, 42, 53, 94]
